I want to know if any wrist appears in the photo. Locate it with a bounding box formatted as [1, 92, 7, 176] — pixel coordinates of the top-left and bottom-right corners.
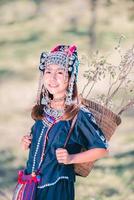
[68, 154, 75, 164]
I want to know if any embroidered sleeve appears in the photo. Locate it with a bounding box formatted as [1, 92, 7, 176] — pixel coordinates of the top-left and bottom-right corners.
[77, 106, 109, 150]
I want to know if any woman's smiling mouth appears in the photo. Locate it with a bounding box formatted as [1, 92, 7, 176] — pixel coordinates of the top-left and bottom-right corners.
[49, 84, 58, 88]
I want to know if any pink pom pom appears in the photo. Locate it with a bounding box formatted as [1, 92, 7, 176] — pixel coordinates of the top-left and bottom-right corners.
[68, 45, 77, 56]
[51, 45, 60, 53]
[50, 44, 77, 56]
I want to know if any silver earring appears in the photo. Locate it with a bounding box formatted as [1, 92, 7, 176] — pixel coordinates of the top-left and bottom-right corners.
[41, 86, 50, 105]
[65, 74, 75, 105]
[65, 91, 73, 105]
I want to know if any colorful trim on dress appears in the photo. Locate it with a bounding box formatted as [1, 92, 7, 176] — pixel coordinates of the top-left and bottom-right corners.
[42, 116, 52, 127]
[37, 176, 69, 188]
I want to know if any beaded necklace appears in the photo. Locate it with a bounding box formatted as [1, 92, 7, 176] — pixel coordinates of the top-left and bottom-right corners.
[43, 105, 65, 121]
[32, 114, 64, 174]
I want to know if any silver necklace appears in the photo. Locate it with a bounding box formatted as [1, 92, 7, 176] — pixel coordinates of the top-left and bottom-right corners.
[43, 105, 65, 119]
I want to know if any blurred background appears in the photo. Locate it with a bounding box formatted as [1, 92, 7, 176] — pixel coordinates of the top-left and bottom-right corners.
[0, 0, 134, 199]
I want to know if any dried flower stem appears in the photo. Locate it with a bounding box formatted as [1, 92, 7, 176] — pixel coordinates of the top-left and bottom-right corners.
[81, 44, 134, 115]
[118, 99, 134, 115]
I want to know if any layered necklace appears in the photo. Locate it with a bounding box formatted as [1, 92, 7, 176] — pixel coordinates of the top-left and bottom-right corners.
[43, 96, 66, 124]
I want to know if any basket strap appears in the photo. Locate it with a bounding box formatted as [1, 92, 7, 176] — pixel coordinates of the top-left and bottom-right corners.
[63, 113, 78, 148]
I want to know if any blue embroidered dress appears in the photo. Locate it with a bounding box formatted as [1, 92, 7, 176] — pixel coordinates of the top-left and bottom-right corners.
[25, 105, 108, 200]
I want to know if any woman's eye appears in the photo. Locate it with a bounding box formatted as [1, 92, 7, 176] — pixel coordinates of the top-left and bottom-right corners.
[58, 71, 64, 75]
[45, 71, 51, 74]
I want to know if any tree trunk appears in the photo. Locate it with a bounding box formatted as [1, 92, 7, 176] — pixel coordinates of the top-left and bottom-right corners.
[89, 0, 98, 50]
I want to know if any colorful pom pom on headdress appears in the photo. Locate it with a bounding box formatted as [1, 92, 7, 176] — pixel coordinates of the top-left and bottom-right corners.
[39, 44, 79, 79]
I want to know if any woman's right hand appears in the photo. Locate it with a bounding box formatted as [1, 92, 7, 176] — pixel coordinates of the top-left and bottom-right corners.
[21, 135, 32, 150]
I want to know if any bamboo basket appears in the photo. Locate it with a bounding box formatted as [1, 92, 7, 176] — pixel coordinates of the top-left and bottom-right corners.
[74, 98, 121, 177]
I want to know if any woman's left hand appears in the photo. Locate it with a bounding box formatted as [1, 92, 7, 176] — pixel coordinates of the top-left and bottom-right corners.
[56, 148, 72, 165]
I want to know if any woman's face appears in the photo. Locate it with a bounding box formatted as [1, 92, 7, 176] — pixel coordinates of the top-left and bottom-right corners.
[43, 64, 69, 97]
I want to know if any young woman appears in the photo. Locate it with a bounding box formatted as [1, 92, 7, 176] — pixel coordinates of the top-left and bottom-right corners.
[21, 44, 109, 200]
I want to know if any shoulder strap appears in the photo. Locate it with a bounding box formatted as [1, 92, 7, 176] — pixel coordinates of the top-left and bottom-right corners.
[63, 113, 78, 148]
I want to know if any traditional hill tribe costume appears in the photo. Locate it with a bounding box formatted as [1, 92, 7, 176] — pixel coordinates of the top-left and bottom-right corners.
[24, 45, 108, 200]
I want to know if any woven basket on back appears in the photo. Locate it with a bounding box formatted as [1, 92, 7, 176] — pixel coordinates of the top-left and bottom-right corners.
[74, 98, 121, 177]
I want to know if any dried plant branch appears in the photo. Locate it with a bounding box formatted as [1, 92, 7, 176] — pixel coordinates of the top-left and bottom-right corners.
[105, 55, 133, 105]
[105, 62, 133, 106]
[118, 99, 134, 115]
[85, 69, 99, 98]
[81, 43, 134, 115]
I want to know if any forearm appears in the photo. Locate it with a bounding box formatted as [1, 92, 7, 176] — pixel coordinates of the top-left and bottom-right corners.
[69, 148, 109, 164]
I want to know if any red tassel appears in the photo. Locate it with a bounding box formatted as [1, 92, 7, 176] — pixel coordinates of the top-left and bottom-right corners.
[17, 170, 40, 184]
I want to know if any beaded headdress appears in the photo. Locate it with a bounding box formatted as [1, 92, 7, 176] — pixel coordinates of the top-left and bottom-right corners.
[36, 44, 79, 106]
